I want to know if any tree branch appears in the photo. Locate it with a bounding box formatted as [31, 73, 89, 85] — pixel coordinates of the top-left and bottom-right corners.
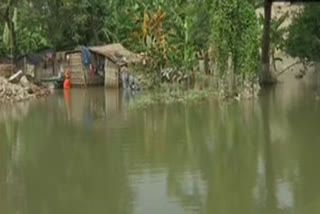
[276, 61, 301, 77]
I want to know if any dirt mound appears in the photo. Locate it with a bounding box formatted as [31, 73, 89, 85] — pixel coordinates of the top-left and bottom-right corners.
[0, 77, 51, 104]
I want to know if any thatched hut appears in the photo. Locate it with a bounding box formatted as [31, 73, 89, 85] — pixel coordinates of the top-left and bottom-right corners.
[89, 44, 141, 64]
[64, 49, 104, 87]
[65, 44, 141, 88]
[89, 44, 141, 88]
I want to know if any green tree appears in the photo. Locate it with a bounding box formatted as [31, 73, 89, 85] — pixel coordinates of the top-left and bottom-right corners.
[286, 3, 320, 63]
[211, 0, 260, 79]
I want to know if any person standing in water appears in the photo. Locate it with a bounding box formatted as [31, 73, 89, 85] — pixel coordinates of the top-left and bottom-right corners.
[63, 69, 71, 89]
[63, 69, 71, 120]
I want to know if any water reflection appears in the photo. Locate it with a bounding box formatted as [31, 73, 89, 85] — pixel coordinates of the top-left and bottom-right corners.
[0, 77, 320, 214]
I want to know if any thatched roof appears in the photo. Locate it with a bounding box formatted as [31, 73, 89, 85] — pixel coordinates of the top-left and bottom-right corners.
[89, 44, 141, 64]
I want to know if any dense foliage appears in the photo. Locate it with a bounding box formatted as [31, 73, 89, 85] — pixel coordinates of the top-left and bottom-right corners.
[2, 0, 315, 92]
[0, 0, 211, 64]
[286, 3, 320, 62]
[211, 0, 260, 78]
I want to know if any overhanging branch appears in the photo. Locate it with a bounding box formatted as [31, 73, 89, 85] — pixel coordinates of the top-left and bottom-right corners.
[276, 61, 301, 77]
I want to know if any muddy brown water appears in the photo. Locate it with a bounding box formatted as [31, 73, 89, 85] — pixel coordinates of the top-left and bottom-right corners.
[1, 72, 320, 214]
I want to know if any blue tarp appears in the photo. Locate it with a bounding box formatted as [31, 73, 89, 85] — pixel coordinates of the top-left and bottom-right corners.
[81, 47, 91, 66]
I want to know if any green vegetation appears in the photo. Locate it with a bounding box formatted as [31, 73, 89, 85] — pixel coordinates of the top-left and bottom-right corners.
[0, 0, 211, 60]
[0, 0, 319, 103]
[129, 88, 215, 109]
[286, 3, 320, 63]
[211, 0, 260, 93]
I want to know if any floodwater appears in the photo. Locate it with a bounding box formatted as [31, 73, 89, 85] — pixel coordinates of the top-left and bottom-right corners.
[1, 73, 320, 214]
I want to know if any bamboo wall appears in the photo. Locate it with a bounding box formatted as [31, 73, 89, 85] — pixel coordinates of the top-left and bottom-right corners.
[68, 53, 86, 86]
[66, 52, 119, 87]
[105, 59, 119, 88]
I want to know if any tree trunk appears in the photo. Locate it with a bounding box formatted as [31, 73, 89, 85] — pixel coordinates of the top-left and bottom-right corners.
[10, 20, 17, 63]
[260, 0, 276, 85]
[4, 0, 17, 64]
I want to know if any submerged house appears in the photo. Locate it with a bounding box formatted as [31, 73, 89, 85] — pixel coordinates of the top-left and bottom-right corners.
[65, 44, 141, 88]
[12, 50, 57, 82]
[65, 48, 104, 87]
[14, 50, 69, 84]
[9, 44, 141, 88]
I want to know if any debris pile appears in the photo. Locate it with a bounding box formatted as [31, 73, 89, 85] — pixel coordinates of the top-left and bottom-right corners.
[0, 74, 51, 104]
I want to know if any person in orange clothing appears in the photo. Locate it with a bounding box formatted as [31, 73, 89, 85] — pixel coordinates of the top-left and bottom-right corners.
[63, 69, 71, 120]
[63, 69, 71, 89]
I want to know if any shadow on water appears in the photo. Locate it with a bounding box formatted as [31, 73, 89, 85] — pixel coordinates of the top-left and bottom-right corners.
[0, 73, 320, 214]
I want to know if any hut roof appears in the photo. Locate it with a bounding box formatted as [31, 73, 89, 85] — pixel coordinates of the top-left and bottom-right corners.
[89, 44, 141, 64]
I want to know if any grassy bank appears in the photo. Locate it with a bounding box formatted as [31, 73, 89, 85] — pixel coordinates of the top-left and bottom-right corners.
[128, 73, 260, 109]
